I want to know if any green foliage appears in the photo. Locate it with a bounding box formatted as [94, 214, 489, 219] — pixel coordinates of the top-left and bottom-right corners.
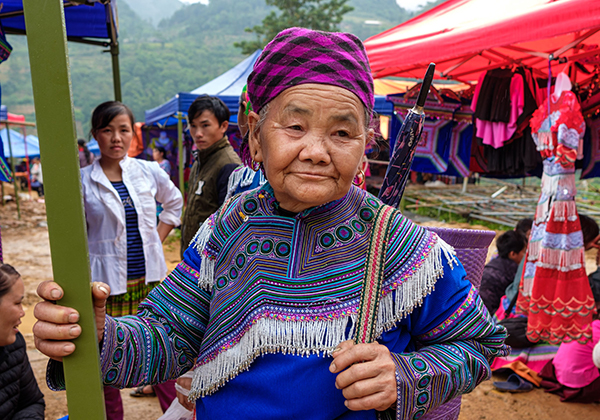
[234, 0, 354, 55]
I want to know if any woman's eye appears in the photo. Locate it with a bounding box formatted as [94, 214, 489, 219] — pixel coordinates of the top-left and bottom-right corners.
[290, 125, 302, 131]
[337, 130, 349, 137]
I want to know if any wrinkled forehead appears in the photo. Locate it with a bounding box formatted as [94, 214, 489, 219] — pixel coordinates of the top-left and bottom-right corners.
[270, 84, 367, 126]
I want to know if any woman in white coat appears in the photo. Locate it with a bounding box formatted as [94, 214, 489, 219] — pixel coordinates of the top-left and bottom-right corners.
[81, 101, 183, 420]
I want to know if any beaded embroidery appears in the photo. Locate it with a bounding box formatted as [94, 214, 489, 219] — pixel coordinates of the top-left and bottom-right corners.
[189, 183, 455, 398]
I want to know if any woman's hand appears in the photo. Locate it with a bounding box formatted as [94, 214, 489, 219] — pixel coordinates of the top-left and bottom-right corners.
[329, 340, 397, 412]
[33, 281, 110, 361]
[176, 375, 194, 411]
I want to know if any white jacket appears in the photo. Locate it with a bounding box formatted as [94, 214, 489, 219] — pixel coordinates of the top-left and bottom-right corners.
[81, 156, 183, 295]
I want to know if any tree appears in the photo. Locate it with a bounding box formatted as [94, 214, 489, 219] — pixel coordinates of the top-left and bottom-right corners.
[234, 0, 354, 55]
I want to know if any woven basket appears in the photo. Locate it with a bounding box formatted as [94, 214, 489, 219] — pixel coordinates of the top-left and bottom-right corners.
[425, 226, 496, 289]
[420, 226, 495, 420]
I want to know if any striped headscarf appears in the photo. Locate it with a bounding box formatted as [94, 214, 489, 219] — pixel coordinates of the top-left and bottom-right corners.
[246, 27, 374, 115]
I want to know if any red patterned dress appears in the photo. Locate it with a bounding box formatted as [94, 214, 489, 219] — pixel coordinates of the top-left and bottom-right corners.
[517, 90, 595, 344]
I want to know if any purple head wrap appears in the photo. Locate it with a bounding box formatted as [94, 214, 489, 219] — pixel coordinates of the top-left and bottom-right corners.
[247, 27, 374, 115]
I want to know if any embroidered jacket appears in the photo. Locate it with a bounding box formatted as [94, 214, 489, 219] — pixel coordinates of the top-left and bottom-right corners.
[49, 184, 508, 419]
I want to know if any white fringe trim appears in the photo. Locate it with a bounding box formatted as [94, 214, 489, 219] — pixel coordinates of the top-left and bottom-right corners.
[378, 238, 455, 333]
[527, 240, 541, 261]
[550, 200, 578, 222]
[189, 315, 354, 399]
[192, 221, 216, 290]
[188, 238, 454, 399]
[224, 167, 259, 201]
[539, 247, 584, 272]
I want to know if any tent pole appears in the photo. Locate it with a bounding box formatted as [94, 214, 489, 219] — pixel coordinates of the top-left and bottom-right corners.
[110, 41, 122, 102]
[5, 124, 21, 220]
[177, 112, 185, 199]
[22, 1, 105, 419]
[21, 126, 32, 197]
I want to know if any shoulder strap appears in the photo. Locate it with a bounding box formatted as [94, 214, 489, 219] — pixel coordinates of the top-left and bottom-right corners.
[353, 205, 396, 344]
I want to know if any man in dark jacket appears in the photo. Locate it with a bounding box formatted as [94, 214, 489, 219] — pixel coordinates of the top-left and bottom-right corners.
[181, 96, 241, 256]
[0, 332, 45, 419]
[480, 230, 527, 315]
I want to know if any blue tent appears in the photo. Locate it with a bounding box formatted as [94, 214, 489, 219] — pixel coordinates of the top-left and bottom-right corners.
[1, 1, 121, 100]
[0, 128, 40, 158]
[0, 105, 7, 121]
[88, 138, 100, 155]
[1, 0, 117, 41]
[145, 50, 262, 127]
[145, 49, 394, 127]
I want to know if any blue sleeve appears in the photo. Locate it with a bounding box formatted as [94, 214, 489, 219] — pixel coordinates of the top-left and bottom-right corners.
[386, 256, 509, 419]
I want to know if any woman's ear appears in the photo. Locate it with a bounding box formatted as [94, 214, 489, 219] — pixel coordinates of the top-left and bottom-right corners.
[247, 111, 263, 163]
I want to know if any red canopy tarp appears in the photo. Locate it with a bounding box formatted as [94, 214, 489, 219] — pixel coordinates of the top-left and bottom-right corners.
[365, 0, 600, 85]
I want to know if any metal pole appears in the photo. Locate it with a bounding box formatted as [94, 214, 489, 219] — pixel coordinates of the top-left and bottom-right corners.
[177, 112, 185, 199]
[22, 1, 105, 419]
[110, 41, 122, 102]
[21, 126, 32, 197]
[5, 125, 21, 219]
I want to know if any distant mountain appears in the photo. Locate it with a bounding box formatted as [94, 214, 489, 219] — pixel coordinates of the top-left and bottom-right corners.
[120, 0, 184, 26]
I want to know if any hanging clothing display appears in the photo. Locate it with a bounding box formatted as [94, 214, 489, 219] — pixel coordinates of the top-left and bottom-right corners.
[410, 119, 453, 174]
[389, 91, 473, 178]
[581, 116, 600, 179]
[445, 122, 473, 178]
[517, 89, 595, 344]
[0, 137, 11, 183]
[470, 67, 542, 177]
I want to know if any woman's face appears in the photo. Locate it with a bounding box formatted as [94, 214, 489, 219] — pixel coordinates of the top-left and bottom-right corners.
[0, 277, 25, 347]
[152, 148, 163, 162]
[94, 113, 133, 162]
[249, 84, 371, 213]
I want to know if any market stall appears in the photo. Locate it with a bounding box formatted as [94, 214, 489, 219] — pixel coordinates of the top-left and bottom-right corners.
[364, 0, 600, 182]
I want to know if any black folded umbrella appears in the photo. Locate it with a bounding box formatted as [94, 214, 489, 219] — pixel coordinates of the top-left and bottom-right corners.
[378, 63, 436, 208]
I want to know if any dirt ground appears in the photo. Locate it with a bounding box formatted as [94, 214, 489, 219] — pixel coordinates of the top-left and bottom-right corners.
[1, 196, 599, 420]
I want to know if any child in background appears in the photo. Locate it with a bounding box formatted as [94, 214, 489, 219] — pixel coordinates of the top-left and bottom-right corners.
[515, 217, 533, 240]
[480, 230, 527, 315]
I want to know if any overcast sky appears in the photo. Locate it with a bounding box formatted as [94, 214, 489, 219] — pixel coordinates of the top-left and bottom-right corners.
[180, 0, 432, 10]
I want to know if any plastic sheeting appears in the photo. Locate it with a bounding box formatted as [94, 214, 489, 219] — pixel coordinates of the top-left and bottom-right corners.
[0, 128, 40, 158]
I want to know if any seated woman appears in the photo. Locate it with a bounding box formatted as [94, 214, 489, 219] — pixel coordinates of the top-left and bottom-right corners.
[33, 28, 508, 420]
[0, 264, 45, 420]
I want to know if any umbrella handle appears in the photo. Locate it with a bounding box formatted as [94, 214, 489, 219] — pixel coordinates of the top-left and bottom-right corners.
[416, 63, 436, 108]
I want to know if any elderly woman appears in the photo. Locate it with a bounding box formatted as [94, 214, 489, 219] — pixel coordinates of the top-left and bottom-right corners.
[33, 28, 507, 420]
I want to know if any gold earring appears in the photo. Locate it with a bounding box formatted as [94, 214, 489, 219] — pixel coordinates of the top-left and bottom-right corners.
[251, 153, 262, 172]
[353, 168, 365, 186]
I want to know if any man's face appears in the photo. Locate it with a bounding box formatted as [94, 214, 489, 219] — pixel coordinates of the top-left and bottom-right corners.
[189, 110, 229, 150]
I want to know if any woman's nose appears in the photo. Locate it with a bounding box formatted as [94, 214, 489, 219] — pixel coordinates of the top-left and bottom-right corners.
[299, 136, 330, 164]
